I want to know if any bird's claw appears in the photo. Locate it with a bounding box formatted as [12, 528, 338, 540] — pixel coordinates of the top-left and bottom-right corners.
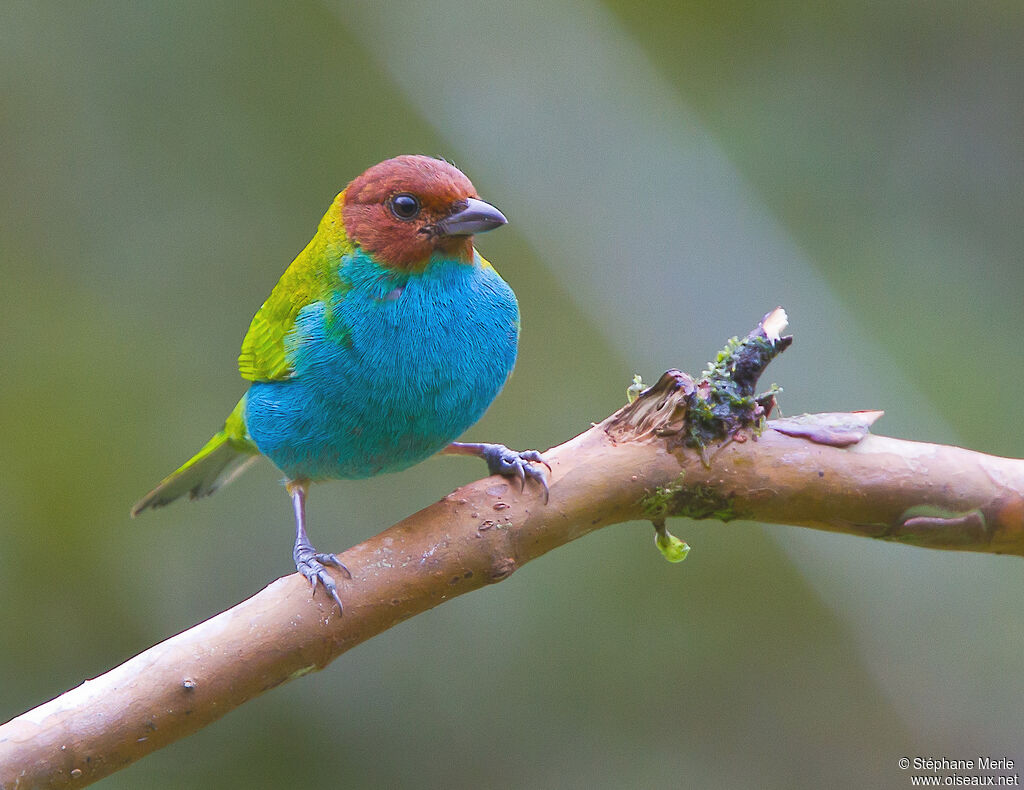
[319, 552, 352, 579]
[480, 444, 551, 503]
[295, 549, 350, 613]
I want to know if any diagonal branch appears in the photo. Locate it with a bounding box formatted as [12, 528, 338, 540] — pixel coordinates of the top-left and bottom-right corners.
[2, 309, 1022, 789]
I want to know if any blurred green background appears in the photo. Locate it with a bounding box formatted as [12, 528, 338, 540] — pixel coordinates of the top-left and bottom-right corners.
[2, 2, 1023, 788]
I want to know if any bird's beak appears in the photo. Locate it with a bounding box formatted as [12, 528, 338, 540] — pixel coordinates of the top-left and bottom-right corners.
[435, 197, 508, 237]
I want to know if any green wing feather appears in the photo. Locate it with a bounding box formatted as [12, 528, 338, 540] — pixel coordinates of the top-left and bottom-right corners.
[132, 193, 353, 516]
[238, 193, 353, 382]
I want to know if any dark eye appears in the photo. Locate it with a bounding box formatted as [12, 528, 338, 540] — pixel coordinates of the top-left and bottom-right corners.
[389, 193, 421, 220]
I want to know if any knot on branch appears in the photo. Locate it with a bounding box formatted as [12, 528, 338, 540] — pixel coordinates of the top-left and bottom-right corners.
[606, 308, 792, 453]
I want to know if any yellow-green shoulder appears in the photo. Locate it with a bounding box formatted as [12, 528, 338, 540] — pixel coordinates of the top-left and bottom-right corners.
[477, 251, 496, 272]
[237, 192, 354, 382]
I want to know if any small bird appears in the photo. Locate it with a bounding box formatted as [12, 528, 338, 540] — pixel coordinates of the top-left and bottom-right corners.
[132, 155, 548, 611]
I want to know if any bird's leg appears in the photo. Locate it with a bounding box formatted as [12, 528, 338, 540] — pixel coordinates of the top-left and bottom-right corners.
[287, 480, 351, 613]
[442, 442, 551, 503]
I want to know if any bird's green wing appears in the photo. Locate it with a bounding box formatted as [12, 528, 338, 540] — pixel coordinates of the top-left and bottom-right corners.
[237, 261, 313, 382]
[238, 195, 353, 382]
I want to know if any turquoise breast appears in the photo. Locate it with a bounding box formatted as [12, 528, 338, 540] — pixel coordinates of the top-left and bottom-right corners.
[244, 250, 519, 481]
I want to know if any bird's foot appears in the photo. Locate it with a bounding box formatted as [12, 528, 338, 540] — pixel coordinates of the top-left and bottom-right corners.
[476, 443, 551, 503]
[294, 546, 351, 613]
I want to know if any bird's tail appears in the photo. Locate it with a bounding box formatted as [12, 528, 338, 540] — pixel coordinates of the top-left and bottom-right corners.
[131, 395, 260, 516]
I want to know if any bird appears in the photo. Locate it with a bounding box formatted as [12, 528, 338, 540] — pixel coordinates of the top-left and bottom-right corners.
[132, 155, 548, 612]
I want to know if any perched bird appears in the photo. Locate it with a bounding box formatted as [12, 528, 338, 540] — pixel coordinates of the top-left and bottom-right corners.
[132, 155, 548, 611]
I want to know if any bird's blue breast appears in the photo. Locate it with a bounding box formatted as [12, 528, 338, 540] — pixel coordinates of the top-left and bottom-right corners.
[244, 250, 519, 481]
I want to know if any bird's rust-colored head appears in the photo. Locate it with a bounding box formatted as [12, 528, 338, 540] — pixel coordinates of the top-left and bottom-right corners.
[342, 155, 507, 270]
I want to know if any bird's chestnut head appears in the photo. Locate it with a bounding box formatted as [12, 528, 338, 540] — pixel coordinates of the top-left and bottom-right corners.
[342, 155, 507, 270]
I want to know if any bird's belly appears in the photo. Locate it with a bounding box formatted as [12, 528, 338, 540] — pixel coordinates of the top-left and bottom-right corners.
[246, 376, 494, 480]
[244, 270, 518, 481]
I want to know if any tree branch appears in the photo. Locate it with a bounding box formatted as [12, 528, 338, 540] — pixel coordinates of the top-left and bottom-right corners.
[3, 309, 1022, 788]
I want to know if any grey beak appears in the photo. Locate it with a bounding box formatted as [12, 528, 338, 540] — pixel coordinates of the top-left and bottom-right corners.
[436, 197, 508, 236]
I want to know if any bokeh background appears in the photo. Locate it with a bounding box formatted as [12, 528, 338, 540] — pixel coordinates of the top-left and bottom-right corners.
[3, 2, 1023, 788]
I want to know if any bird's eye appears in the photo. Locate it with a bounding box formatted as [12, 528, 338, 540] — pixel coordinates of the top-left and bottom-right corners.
[389, 193, 421, 220]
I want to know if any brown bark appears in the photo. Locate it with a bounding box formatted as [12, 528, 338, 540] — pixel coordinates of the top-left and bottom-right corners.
[2, 312, 1022, 788]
